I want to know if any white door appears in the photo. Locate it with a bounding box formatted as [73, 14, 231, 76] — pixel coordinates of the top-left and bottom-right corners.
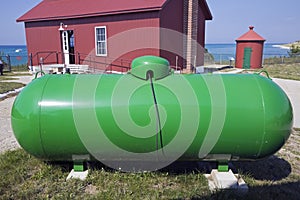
[62, 31, 70, 65]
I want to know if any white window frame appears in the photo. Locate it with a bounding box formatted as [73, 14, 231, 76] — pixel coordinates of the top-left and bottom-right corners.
[95, 26, 108, 56]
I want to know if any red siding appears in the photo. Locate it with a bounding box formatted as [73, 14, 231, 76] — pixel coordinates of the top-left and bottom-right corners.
[235, 42, 264, 69]
[22, 1, 212, 72]
[235, 27, 265, 69]
[196, 3, 207, 66]
[160, 0, 184, 69]
[26, 11, 160, 68]
[25, 21, 64, 65]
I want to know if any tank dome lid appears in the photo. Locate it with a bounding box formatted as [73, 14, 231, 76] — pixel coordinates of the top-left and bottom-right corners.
[130, 56, 170, 80]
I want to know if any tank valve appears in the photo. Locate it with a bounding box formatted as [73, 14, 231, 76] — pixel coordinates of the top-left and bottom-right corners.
[129, 56, 171, 80]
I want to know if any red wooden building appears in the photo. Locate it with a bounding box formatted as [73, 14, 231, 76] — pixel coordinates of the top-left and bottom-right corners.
[17, 0, 212, 73]
[235, 26, 266, 69]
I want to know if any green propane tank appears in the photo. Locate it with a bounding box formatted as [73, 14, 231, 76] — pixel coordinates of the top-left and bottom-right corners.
[11, 56, 293, 171]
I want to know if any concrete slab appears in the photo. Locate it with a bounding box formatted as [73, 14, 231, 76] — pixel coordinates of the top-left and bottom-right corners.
[212, 169, 238, 188]
[66, 169, 89, 181]
[273, 78, 300, 128]
[205, 170, 248, 192]
[213, 68, 244, 74]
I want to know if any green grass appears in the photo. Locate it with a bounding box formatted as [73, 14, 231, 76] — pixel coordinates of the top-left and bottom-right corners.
[261, 63, 300, 80]
[0, 82, 25, 94]
[10, 64, 29, 72]
[1, 129, 299, 199]
[1, 71, 31, 77]
[239, 63, 300, 81]
[0, 65, 299, 199]
[0, 76, 18, 81]
[294, 128, 300, 132]
[0, 150, 212, 199]
[0, 71, 30, 96]
[263, 56, 300, 65]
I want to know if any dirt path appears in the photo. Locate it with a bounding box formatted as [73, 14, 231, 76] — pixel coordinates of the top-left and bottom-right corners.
[273, 78, 300, 128]
[0, 97, 20, 154]
[0, 74, 33, 154]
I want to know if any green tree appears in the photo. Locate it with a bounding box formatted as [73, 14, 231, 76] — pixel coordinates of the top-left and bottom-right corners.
[289, 44, 300, 56]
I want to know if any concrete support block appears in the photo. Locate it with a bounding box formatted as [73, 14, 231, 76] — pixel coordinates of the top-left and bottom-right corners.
[66, 169, 89, 181]
[205, 169, 248, 192]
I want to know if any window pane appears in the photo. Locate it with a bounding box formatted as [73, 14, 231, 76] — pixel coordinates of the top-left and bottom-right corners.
[96, 27, 107, 55]
[100, 34, 105, 41]
[100, 28, 105, 34]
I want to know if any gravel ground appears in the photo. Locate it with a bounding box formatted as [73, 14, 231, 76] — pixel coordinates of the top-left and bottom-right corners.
[273, 78, 300, 128]
[0, 74, 34, 154]
[0, 97, 20, 154]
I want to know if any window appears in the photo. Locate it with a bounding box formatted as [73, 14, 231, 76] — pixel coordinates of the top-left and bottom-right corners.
[69, 32, 75, 48]
[95, 26, 107, 56]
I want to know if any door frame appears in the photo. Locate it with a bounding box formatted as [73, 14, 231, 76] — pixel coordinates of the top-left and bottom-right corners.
[61, 30, 75, 65]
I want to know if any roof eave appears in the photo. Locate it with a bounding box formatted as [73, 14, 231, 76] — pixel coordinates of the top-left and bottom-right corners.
[200, 0, 213, 20]
[236, 39, 266, 42]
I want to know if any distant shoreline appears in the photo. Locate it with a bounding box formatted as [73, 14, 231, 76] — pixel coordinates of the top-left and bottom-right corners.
[205, 42, 288, 45]
[272, 44, 291, 50]
[278, 41, 300, 49]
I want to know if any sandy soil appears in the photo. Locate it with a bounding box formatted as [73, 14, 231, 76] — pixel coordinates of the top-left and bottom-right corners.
[0, 74, 33, 154]
[273, 78, 300, 128]
[0, 96, 20, 154]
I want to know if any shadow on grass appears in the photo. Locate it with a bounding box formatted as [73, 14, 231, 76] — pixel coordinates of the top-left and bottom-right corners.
[195, 181, 300, 200]
[47, 155, 291, 181]
[46, 154, 291, 178]
[232, 155, 291, 181]
[15, 152, 297, 199]
[162, 155, 291, 181]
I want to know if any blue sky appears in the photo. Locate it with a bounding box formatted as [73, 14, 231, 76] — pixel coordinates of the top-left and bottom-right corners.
[206, 0, 300, 43]
[0, 0, 299, 45]
[0, 0, 41, 45]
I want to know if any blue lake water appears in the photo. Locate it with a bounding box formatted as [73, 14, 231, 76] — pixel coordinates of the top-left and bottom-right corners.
[0, 45, 27, 66]
[0, 44, 291, 66]
[205, 43, 290, 62]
